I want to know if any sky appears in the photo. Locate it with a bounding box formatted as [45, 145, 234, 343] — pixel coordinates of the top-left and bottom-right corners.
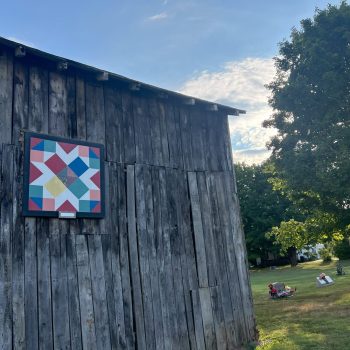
[0, 0, 342, 164]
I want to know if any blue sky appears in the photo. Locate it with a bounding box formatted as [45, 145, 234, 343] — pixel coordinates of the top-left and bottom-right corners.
[0, 0, 342, 163]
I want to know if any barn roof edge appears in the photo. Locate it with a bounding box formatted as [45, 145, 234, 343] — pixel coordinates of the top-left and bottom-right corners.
[0, 36, 246, 116]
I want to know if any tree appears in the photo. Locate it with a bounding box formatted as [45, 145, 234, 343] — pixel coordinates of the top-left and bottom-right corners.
[266, 210, 344, 266]
[235, 163, 293, 264]
[267, 220, 307, 266]
[264, 1, 350, 230]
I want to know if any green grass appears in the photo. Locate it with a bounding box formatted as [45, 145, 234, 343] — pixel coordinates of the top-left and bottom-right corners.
[250, 259, 350, 350]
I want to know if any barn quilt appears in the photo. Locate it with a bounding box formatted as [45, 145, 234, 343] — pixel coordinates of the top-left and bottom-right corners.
[23, 132, 105, 218]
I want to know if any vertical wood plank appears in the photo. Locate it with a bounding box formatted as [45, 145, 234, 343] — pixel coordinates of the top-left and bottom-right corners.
[76, 77, 87, 140]
[206, 114, 220, 171]
[164, 103, 181, 168]
[104, 163, 127, 349]
[144, 166, 164, 350]
[197, 172, 218, 287]
[0, 145, 14, 349]
[105, 87, 124, 163]
[86, 82, 106, 145]
[67, 74, 77, 139]
[121, 93, 136, 164]
[28, 65, 49, 133]
[66, 233, 83, 350]
[159, 168, 179, 348]
[167, 168, 190, 350]
[178, 107, 193, 171]
[12, 146, 25, 350]
[76, 235, 97, 350]
[118, 165, 135, 349]
[88, 235, 111, 350]
[207, 173, 238, 348]
[191, 289, 206, 350]
[101, 235, 118, 350]
[12, 60, 28, 145]
[151, 168, 171, 350]
[37, 219, 53, 349]
[199, 288, 217, 350]
[190, 111, 206, 171]
[134, 97, 153, 165]
[222, 115, 234, 172]
[188, 172, 209, 288]
[176, 171, 198, 350]
[224, 174, 256, 339]
[157, 102, 170, 167]
[104, 233, 128, 350]
[179, 172, 198, 290]
[210, 286, 227, 350]
[24, 218, 38, 350]
[49, 71, 68, 137]
[135, 164, 155, 350]
[215, 173, 247, 342]
[148, 99, 163, 167]
[126, 165, 146, 350]
[0, 49, 13, 145]
[110, 232, 128, 350]
[50, 234, 70, 350]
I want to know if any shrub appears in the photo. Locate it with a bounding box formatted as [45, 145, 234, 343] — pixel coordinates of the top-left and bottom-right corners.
[319, 246, 333, 262]
[334, 239, 350, 260]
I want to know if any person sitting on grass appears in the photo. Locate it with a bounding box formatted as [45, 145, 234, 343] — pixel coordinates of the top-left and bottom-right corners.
[268, 283, 278, 298]
[268, 282, 297, 298]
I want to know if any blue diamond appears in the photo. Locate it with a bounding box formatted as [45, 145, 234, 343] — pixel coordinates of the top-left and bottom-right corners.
[68, 157, 89, 177]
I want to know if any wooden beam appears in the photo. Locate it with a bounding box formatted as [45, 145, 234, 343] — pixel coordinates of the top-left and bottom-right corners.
[96, 71, 109, 81]
[15, 45, 26, 57]
[158, 92, 168, 99]
[56, 61, 68, 71]
[208, 104, 218, 112]
[183, 98, 196, 105]
[129, 82, 141, 91]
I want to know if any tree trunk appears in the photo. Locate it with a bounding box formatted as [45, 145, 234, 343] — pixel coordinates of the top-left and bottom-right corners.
[288, 247, 298, 267]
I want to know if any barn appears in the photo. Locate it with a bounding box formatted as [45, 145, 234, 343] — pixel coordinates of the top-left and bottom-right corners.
[0, 36, 257, 349]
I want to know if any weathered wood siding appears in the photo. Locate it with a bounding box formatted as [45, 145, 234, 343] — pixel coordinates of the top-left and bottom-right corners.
[0, 46, 257, 349]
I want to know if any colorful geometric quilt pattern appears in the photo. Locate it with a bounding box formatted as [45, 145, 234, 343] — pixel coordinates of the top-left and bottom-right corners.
[25, 135, 103, 216]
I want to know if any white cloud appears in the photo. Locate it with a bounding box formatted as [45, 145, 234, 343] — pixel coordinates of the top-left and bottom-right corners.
[147, 12, 168, 21]
[233, 149, 271, 165]
[179, 57, 277, 164]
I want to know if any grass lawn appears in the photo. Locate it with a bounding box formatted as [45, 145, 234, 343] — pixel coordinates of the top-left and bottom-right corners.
[250, 259, 350, 350]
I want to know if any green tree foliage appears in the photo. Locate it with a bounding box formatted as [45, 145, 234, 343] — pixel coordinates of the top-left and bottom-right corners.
[267, 211, 343, 257]
[235, 163, 293, 263]
[264, 2, 350, 228]
[334, 238, 350, 259]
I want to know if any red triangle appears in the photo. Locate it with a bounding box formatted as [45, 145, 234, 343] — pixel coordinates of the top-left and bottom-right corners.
[28, 198, 42, 211]
[90, 172, 100, 189]
[29, 163, 43, 183]
[30, 137, 42, 148]
[91, 147, 100, 157]
[57, 200, 77, 212]
[59, 142, 77, 154]
[92, 202, 101, 213]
